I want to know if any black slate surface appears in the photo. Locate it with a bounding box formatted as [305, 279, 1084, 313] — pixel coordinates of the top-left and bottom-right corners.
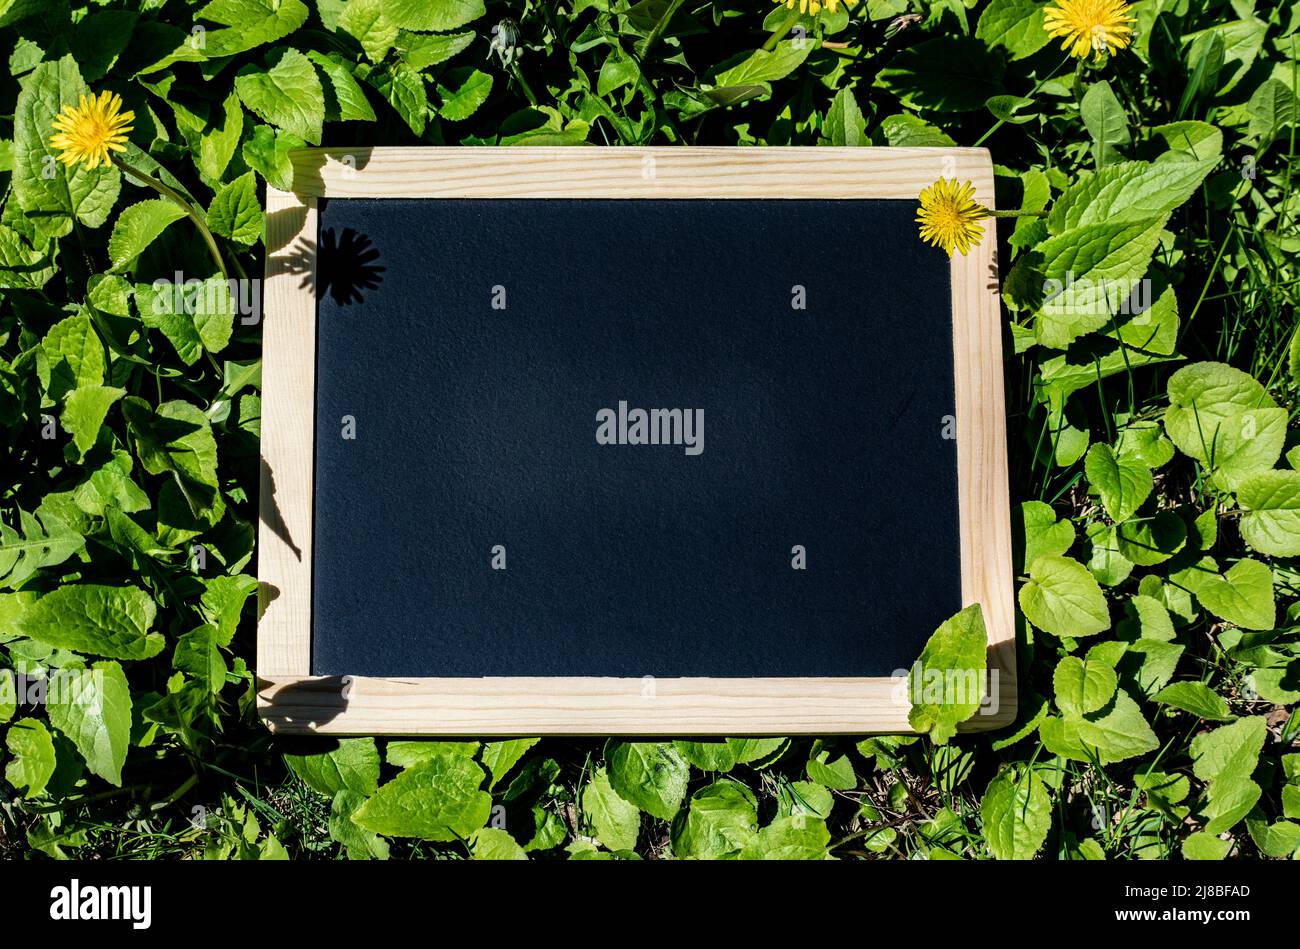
[310, 197, 960, 678]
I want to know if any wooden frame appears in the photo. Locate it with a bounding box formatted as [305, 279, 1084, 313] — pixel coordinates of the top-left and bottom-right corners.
[257, 147, 1015, 736]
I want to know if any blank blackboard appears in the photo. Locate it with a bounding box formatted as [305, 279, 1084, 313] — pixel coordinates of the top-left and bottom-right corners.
[257, 147, 1015, 735]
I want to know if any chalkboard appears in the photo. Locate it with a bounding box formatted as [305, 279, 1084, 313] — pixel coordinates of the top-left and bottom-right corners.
[257, 148, 1016, 736]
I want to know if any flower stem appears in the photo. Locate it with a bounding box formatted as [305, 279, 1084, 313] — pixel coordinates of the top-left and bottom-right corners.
[763, 8, 803, 52]
[984, 208, 1045, 218]
[111, 155, 228, 280]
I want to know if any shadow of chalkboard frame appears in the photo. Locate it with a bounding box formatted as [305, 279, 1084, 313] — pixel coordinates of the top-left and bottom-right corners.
[256, 147, 1016, 736]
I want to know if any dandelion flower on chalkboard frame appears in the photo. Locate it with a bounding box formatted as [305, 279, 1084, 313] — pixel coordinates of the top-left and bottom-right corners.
[1042, 0, 1136, 61]
[49, 90, 134, 170]
[915, 178, 989, 259]
[771, 0, 859, 15]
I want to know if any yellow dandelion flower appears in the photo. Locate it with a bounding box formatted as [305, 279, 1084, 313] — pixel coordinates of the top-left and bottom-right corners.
[50, 91, 134, 171]
[1043, 0, 1135, 61]
[773, 0, 858, 15]
[915, 179, 989, 258]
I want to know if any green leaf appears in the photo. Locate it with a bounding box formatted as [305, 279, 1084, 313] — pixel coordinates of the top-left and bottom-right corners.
[738, 815, 829, 860]
[396, 30, 475, 70]
[1238, 470, 1300, 557]
[1164, 362, 1285, 490]
[306, 51, 377, 123]
[235, 48, 325, 145]
[1245, 814, 1300, 858]
[242, 124, 305, 192]
[1152, 121, 1223, 163]
[877, 37, 1004, 112]
[821, 87, 866, 147]
[1116, 511, 1187, 566]
[207, 172, 263, 246]
[1182, 831, 1232, 860]
[339, 0, 397, 63]
[13, 56, 121, 238]
[108, 200, 189, 271]
[285, 738, 380, 797]
[471, 827, 527, 860]
[1086, 522, 1134, 587]
[606, 741, 690, 820]
[673, 739, 738, 773]
[436, 69, 493, 122]
[352, 753, 491, 840]
[384, 0, 485, 31]
[122, 397, 220, 515]
[713, 40, 812, 87]
[481, 738, 539, 789]
[1247, 78, 1296, 143]
[0, 508, 85, 589]
[974, 0, 1048, 60]
[1080, 81, 1130, 166]
[329, 789, 390, 859]
[1196, 558, 1275, 631]
[1085, 443, 1152, 524]
[671, 781, 757, 859]
[1154, 682, 1234, 721]
[1019, 555, 1111, 637]
[5, 717, 56, 798]
[62, 385, 125, 456]
[1040, 690, 1159, 764]
[46, 661, 132, 785]
[190, 0, 309, 59]
[1021, 500, 1074, 567]
[1191, 716, 1267, 834]
[43, 312, 106, 402]
[0, 224, 55, 289]
[1053, 655, 1118, 717]
[907, 603, 987, 743]
[582, 766, 641, 851]
[19, 584, 163, 660]
[1048, 159, 1218, 234]
[981, 766, 1051, 859]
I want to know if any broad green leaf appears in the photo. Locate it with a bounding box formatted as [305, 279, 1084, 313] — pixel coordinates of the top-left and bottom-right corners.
[1182, 831, 1232, 860]
[1115, 417, 1176, 470]
[1247, 77, 1296, 142]
[1154, 682, 1234, 721]
[1048, 159, 1217, 233]
[876, 37, 1004, 112]
[174, 625, 227, 692]
[1040, 690, 1159, 764]
[1164, 362, 1285, 489]
[671, 781, 757, 859]
[1080, 80, 1130, 166]
[384, 0, 484, 31]
[673, 739, 738, 772]
[5, 717, 56, 797]
[352, 753, 490, 840]
[1019, 555, 1111, 637]
[1085, 444, 1152, 523]
[975, 0, 1048, 60]
[481, 738, 539, 789]
[18, 584, 163, 660]
[1032, 217, 1167, 349]
[62, 385, 125, 456]
[1053, 655, 1118, 717]
[242, 124, 305, 192]
[1196, 559, 1275, 630]
[1238, 470, 1300, 557]
[397, 30, 475, 70]
[13, 56, 121, 238]
[43, 312, 106, 402]
[108, 200, 188, 271]
[821, 87, 866, 147]
[189, 0, 309, 59]
[173, 90, 244, 183]
[980, 767, 1051, 860]
[1245, 814, 1300, 858]
[436, 69, 493, 122]
[307, 50, 377, 123]
[880, 113, 955, 147]
[200, 574, 258, 645]
[339, 0, 397, 63]
[1152, 121, 1223, 163]
[472, 827, 527, 860]
[907, 603, 987, 743]
[329, 789, 389, 859]
[806, 741, 856, 788]
[738, 815, 830, 860]
[207, 172, 263, 246]
[46, 661, 131, 785]
[1086, 522, 1134, 587]
[1022, 500, 1074, 567]
[0, 224, 55, 289]
[606, 741, 689, 820]
[713, 40, 811, 87]
[286, 738, 380, 797]
[235, 48, 325, 145]
[386, 740, 477, 767]
[582, 766, 641, 851]
[1191, 716, 1267, 834]
[1116, 511, 1187, 566]
[122, 397, 220, 515]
